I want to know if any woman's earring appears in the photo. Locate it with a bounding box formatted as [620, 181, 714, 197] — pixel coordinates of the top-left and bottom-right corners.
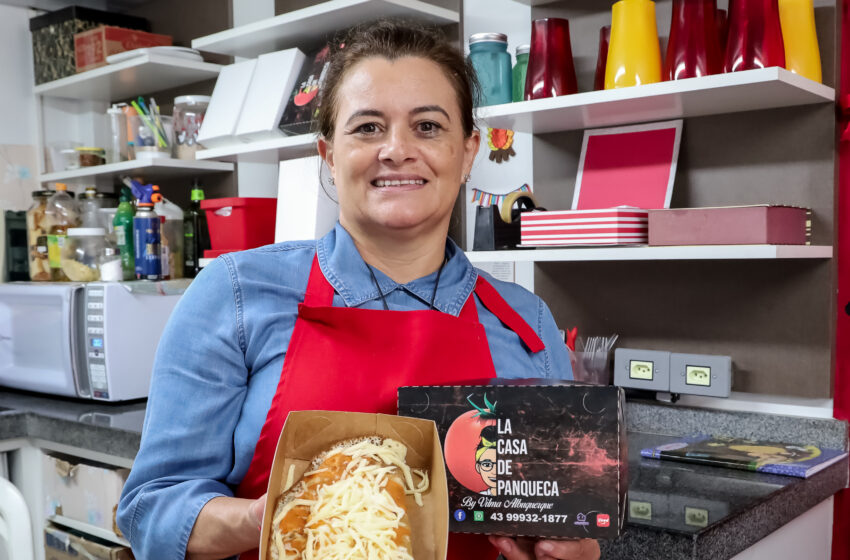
[463, 173, 471, 183]
[329, 176, 335, 185]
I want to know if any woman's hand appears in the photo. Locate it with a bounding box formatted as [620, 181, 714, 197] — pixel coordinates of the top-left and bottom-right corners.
[186, 493, 268, 560]
[488, 536, 600, 560]
[249, 493, 267, 528]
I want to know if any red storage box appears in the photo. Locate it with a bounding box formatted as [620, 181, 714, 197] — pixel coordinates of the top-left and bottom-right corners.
[520, 208, 649, 246]
[201, 198, 277, 256]
[74, 25, 172, 72]
[648, 205, 811, 246]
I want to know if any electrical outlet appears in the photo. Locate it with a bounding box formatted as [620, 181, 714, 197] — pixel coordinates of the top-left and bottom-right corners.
[614, 349, 671, 391]
[669, 353, 732, 397]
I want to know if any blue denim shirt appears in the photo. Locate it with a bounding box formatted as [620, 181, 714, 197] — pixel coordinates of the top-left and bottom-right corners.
[117, 223, 572, 560]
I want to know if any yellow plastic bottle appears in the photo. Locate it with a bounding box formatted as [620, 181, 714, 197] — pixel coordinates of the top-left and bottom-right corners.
[605, 0, 663, 89]
[778, 0, 822, 83]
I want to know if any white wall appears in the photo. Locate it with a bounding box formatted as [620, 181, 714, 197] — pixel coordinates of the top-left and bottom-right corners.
[0, 4, 36, 146]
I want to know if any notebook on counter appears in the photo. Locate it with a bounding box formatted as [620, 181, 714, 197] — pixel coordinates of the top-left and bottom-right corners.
[640, 434, 848, 478]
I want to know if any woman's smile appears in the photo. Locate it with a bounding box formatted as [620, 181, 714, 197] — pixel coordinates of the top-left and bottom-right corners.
[370, 173, 428, 189]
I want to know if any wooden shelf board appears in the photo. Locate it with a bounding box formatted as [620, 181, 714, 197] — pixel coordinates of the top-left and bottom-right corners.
[465, 245, 833, 263]
[195, 134, 316, 162]
[33, 54, 222, 101]
[40, 158, 234, 184]
[477, 68, 835, 134]
[192, 0, 459, 58]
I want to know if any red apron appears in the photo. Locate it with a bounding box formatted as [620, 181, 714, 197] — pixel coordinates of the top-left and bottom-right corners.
[236, 255, 545, 559]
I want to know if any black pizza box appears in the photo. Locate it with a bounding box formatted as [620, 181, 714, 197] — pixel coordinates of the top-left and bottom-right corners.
[398, 379, 627, 539]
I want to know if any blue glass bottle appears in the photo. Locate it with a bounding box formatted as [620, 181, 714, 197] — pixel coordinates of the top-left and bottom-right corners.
[468, 33, 512, 107]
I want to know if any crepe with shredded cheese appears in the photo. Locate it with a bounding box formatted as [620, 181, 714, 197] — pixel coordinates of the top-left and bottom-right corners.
[269, 436, 429, 560]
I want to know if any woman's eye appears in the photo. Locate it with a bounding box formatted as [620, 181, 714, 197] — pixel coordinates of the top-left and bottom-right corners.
[355, 123, 380, 135]
[417, 121, 442, 134]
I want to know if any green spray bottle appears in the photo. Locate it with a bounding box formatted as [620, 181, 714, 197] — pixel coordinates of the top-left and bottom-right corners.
[113, 186, 135, 280]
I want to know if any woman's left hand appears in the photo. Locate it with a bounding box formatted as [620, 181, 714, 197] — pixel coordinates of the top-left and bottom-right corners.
[488, 536, 600, 560]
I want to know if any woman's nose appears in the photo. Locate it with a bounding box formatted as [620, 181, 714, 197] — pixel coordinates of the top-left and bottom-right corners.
[378, 128, 416, 165]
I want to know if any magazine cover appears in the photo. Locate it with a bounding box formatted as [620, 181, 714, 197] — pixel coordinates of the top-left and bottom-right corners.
[641, 434, 847, 478]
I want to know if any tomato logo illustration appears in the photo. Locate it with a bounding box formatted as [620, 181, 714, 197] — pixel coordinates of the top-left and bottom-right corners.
[294, 80, 320, 107]
[445, 394, 498, 494]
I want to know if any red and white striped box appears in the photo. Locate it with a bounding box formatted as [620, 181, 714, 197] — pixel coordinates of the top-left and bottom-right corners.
[520, 208, 649, 246]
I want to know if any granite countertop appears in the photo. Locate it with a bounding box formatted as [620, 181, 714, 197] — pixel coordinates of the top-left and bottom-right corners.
[0, 390, 846, 560]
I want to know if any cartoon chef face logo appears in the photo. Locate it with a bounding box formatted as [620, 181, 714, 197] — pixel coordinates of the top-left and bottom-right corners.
[475, 425, 498, 495]
[444, 394, 499, 495]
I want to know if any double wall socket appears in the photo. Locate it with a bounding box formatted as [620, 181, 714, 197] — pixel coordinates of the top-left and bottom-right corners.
[614, 349, 732, 398]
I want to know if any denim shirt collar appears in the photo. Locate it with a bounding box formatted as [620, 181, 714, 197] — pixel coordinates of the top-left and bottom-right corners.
[316, 223, 478, 316]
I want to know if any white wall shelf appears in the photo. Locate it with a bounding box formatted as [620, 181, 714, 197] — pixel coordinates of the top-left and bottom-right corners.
[478, 67, 835, 134]
[48, 515, 130, 547]
[39, 158, 234, 184]
[33, 54, 223, 102]
[466, 244, 833, 263]
[195, 134, 317, 162]
[192, 0, 460, 58]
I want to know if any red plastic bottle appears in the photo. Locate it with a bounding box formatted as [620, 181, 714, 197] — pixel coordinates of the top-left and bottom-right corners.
[723, 0, 786, 73]
[524, 18, 578, 100]
[665, 0, 723, 80]
[593, 26, 611, 91]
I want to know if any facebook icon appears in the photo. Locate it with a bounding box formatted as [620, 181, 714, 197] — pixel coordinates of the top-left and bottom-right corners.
[453, 509, 467, 522]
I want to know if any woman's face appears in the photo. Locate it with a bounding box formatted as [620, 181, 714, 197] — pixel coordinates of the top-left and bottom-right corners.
[318, 56, 480, 236]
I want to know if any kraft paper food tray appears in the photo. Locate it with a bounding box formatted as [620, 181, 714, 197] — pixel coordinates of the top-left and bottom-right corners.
[259, 411, 449, 560]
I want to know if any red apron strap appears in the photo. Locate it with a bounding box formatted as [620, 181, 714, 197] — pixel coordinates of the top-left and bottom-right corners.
[473, 275, 545, 353]
[303, 254, 334, 307]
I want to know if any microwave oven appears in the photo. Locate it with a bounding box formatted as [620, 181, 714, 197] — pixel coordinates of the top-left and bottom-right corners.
[0, 281, 183, 401]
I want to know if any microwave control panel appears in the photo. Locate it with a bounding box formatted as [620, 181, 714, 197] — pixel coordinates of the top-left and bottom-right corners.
[84, 287, 109, 399]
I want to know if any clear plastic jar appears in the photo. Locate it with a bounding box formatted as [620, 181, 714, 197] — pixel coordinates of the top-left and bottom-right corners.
[26, 190, 53, 281]
[61, 227, 107, 282]
[173, 95, 211, 160]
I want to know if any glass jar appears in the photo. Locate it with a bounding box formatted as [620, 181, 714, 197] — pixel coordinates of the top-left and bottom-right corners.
[468, 33, 513, 107]
[173, 95, 211, 160]
[75, 147, 106, 167]
[26, 190, 53, 281]
[61, 227, 107, 282]
[512, 44, 530, 102]
[99, 244, 123, 282]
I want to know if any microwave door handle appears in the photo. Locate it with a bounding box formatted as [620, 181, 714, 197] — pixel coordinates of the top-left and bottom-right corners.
[69, 287, 91, 398]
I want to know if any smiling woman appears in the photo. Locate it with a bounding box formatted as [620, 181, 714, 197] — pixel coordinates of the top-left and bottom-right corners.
[116, 20, 589, 560]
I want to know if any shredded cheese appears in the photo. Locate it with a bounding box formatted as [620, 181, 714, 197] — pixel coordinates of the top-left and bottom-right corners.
[283, 464, 297, 493]
[270, 438, 429, 560]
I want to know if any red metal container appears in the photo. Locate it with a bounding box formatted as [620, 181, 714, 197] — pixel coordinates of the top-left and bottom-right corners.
[200, 197, 276, 255]
[524, 18, 578, 100]
[723, 0, 785, 73]
[665, 0, 722, 80]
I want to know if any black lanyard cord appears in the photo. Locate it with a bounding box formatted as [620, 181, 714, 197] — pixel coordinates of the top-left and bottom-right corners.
[366, 257, 447, 311]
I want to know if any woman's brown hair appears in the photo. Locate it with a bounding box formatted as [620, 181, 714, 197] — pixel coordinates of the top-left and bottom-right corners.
[317, 19, 480, 141]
